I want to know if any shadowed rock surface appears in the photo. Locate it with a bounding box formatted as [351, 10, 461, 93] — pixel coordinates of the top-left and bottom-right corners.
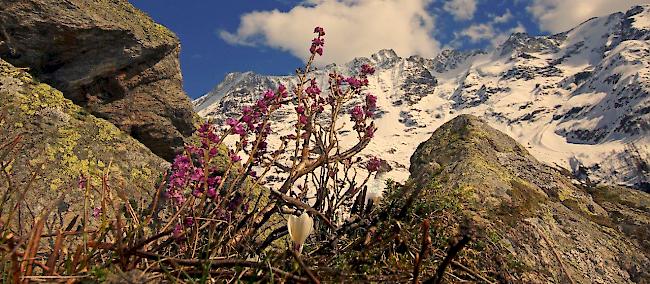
[407, 114, 650, 283]
[0, 0, 197, 161]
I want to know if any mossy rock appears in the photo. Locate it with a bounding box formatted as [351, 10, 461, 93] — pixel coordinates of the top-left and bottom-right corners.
[395, 114, 650, 283]
[0, 59, 167, 233]
[0, 0, 197, 161]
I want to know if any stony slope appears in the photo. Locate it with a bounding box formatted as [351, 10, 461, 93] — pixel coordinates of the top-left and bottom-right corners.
[195, 5, 650, 190]
[0, 59, 166, 231]
[0, 0, 197, 161]
[406, 114, 650, 283]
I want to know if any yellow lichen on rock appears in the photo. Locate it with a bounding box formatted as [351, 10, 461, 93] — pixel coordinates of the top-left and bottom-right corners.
[0, 58, 166, 229]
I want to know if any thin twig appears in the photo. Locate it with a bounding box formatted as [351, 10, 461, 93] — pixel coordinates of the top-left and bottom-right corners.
[425, 235, 471, 284]
[536, 227, 575, 284]
[290, 249, 321, 284]
[413, 220, 431, 284]
[134, 250, 310, 282]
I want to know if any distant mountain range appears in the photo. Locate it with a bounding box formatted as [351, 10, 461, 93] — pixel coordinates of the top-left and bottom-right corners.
[195, 4, 650, 190]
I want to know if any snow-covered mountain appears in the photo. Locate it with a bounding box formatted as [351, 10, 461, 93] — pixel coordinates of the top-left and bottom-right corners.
[195, 5, 650, 190]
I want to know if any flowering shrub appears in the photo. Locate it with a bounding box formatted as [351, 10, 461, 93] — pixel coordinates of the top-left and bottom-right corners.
[0, 26, 489, 284]
[158, 26, 383, 257]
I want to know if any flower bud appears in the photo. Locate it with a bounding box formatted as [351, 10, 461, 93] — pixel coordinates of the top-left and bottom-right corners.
[287, 212, 314, 254]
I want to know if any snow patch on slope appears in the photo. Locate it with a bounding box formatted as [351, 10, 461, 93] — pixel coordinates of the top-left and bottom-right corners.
[195, 5, 650, 191]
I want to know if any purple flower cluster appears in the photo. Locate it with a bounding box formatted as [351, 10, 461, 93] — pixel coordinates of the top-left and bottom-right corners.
[349, 92, 377, 138]
[92, 206, 102, 218]
[295, 78, 328, 129]
[361, 64, 375, 76]
[310, 27, 325, 56]
[319, 63, 378, 138]
[165, 80, 292, 210]
[163, 27, 380, 245]
[366, 157, 383, 172]
[166, 124, 225, 205]
[78, 174, 87, 189]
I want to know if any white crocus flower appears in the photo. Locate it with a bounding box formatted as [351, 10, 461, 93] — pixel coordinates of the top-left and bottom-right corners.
[287, 212, 313, 254]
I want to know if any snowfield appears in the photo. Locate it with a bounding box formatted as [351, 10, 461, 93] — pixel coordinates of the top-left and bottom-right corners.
[196, 4, 650, 191]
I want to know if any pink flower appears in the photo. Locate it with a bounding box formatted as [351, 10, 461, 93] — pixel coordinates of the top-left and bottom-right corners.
[209, 147, 218, 157]
[78, 175, 87, 189]
[366, 157, 382, 172]
[256, 99, 268, 112]
[350, 105, 364, 121]
[366, 94, 377, 110]
[206, 187, 217, 198]
[190, 168, 204, 182]
[92, 207, 102, 218]
[310, 27, 325, 56]
[208, 176, 222, 186]
[232, 124, 246, 136]
[299, 114, 308, 125]
[198, 123, 210, 135]
[172, 224, 184, 240]
[168, 190, 185, 204]
[242, 114, 252, 124]
[229, 151, 241, 162]
[312, 37, 324, 46]
[346, 77, 362, 89]
[305, 79, 321, 96]
[314, 26, 325, 36]
[277, 84, 288, 98]
[207, 131, 220, 144]
[296, 104, 305, 114]
[361, 64, 375, 75]
[365, 125, 376, 138]
[226, 117, 238, 127]
[264, 89, 275, 100]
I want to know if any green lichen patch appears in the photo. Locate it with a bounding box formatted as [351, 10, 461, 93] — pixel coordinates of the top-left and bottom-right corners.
[0, 59, 166, 229]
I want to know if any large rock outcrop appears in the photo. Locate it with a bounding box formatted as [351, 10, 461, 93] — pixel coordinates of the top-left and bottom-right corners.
[0, 0, 196, 161]
[407, 114, 650, 283]
[0, 59, 166, 231]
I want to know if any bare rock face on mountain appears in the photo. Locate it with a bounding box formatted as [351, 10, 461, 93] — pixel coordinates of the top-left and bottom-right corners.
[0, 0, 197, 161]
[197, 4, 650, 189]
[0, 59, 166, 231]
[408, 115, 650, 283]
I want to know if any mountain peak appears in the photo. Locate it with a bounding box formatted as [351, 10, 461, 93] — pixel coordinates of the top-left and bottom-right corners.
[498, 31, 561, 56]
[371, 49, 400, 62]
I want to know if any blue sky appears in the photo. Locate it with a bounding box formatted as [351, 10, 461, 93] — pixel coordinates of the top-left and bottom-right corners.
[129, 0, 645, 99]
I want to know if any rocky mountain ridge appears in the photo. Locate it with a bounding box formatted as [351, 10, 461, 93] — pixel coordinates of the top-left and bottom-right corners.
[195, 4, 650, 190]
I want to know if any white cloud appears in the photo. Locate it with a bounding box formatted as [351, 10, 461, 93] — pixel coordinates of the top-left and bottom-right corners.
[460, 23, 495, 42]
[458, 21, 526, 47]
[492, 9, 513, 24]
[443, 0, 477, 21]
[220, 0, 440, 65]
[528, 0, 648, 33]
[490, 23, 526, 47]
